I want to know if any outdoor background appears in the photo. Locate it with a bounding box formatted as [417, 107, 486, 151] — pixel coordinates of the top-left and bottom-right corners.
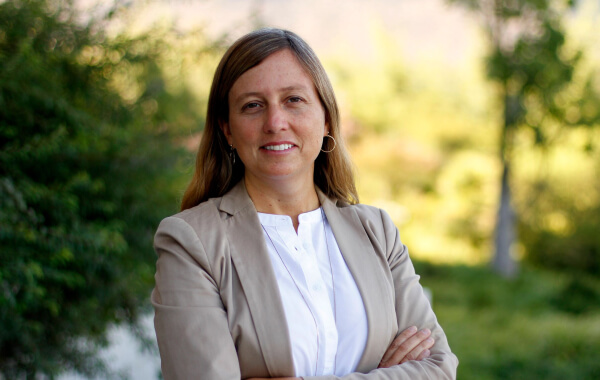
[1, 0, 600, 379]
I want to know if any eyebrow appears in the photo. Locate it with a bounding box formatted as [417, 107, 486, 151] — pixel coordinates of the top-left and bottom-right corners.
[232, 85, 310, 104]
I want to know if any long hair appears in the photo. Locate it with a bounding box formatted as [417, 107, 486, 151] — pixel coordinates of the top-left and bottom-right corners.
[181, 28, 358, 211]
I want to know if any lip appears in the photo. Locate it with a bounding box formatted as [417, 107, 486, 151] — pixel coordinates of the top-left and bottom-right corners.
[260, 141, 297, 152]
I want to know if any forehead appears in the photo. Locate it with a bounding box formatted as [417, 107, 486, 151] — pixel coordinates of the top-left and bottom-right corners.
[229, 49, 316, 96]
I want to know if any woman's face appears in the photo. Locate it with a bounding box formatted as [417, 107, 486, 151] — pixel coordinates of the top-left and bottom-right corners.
[222, 49, 328, 187]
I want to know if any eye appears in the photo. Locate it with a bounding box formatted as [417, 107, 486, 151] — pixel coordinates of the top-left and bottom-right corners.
[287, 96, 304, 104]
[242, 102, 261, 111]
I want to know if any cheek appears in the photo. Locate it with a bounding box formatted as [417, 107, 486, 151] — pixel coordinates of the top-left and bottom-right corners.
[310, 128, 325, 153]
[315, 132, 324, 146]
[229, 120, 253, 143]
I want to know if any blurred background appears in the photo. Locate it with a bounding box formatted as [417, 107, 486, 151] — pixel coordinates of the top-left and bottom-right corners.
[1, 0, 599, 379]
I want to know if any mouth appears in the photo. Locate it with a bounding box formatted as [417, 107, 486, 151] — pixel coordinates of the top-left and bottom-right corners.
[261, 143, 295, 151]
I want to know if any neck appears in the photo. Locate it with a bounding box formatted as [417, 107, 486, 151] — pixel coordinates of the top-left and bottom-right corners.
[245, 175, 320, 231]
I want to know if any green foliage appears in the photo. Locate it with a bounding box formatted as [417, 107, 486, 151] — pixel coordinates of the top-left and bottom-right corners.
[519, 169, 600, 276]
[446, 0, 600, 275]
[327, 25, 500, 264]
[416, 262, 600, 379]
[0, 0, 207, 377]
[452, 0, 600, 137]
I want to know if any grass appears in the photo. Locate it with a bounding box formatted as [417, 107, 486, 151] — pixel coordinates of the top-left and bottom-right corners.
[414, 262, 600, 380]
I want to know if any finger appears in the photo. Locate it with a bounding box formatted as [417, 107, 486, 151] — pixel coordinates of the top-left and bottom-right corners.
[380, 328, 432, 367]
[416, 348, 431, 361]
[379, 328, 429, 367]
[400, 337, 434, 364]
[380, 326, 417, 364]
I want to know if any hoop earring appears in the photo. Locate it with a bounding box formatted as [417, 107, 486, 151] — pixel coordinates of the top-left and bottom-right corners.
[229, 144, 236, 165]
[321, 134, 336, 153]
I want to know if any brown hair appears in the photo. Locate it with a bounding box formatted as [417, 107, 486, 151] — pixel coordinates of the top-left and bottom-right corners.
[180, 28, 358, 211]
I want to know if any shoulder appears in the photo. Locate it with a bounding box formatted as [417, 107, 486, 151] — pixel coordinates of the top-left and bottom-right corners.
[155, 181, 255, 254]
[158, 196, 221, 228]
[153, 196, 235, 285]
[334, 201, 402, 258]
[165, 197, 223, 226]
[340, 202, 396, 232]
[154, 197, 228, 250]
[347, 202, 385, 217]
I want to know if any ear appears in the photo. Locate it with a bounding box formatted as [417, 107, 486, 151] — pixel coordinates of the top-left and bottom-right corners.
[324, 121, 330, 136]
[219, 120, 233, 146]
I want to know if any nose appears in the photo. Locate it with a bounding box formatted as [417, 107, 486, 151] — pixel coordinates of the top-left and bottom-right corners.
[264, 105, 288, 133]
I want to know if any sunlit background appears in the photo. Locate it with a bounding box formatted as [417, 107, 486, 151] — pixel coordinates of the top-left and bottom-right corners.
[1, 0, 600, 379]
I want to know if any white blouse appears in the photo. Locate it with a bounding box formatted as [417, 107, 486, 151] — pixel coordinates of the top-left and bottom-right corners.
[258, 208, 368, 377]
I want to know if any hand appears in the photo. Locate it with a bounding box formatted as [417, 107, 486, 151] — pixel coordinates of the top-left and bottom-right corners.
[378, 326, 435, 368]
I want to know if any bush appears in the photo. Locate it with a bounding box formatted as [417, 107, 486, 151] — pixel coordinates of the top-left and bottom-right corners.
[0, 0, 206, 377]
[414, 262, 600, 380]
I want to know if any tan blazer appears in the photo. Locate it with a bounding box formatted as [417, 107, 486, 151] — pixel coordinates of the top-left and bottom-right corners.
[152, 181, 458, 379]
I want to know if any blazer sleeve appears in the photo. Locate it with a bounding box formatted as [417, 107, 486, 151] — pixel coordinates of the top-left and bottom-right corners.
[151, 216, 241, 380]
[304, 208, 458, 380]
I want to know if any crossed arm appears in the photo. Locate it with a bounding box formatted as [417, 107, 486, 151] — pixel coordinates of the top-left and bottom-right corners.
[248, 325, 436, 380]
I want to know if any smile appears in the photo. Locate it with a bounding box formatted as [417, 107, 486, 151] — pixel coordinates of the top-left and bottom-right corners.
[262, 144, 294, 151]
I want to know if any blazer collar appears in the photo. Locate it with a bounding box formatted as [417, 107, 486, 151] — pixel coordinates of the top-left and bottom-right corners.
[221, 181, 393, 375]
[318, 191, 395, 372]
[220, 180, 295, 376]
[219, 179, 255, 216]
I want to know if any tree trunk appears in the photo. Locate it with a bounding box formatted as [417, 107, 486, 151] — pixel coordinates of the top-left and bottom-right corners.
[492, 163, 518, 277]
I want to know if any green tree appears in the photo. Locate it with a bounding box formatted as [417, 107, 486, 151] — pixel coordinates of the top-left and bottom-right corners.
[447, 0, 600, 276]
[0, 0, 209, 377]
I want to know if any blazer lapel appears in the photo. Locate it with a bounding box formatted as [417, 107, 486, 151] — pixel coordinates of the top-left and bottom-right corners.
[319, 192, 396, 373]
[220, 181, 295, 377]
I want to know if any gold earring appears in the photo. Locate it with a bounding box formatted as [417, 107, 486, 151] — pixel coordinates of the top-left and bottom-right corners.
[321, 134, 336, 153]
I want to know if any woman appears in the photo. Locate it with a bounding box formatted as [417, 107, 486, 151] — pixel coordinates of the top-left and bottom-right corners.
[152, 28, 458, 379]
